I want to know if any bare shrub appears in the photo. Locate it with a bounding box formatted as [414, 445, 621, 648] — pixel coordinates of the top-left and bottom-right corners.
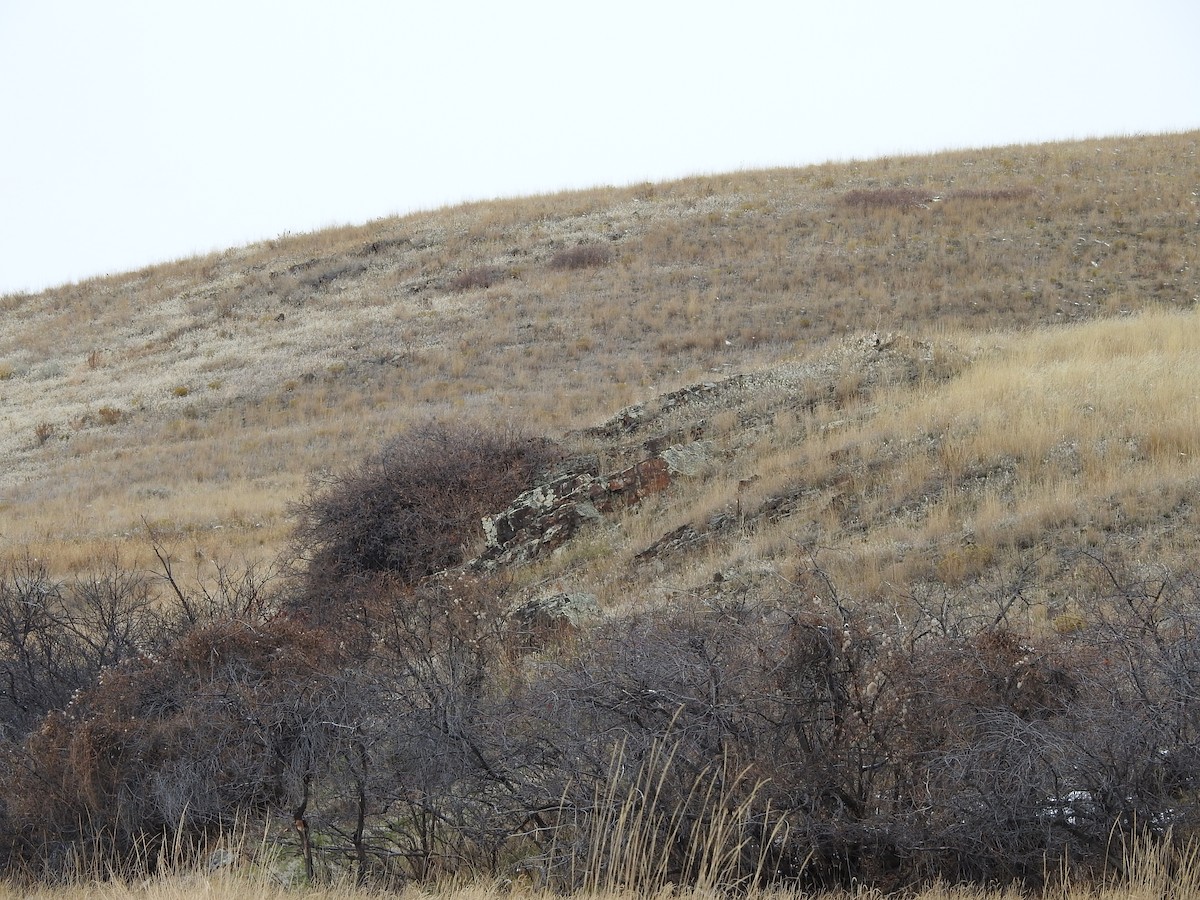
[531, 600, 878, 891]
[548, 243, 612, 270]
[290, 419, 563, 589]
[838, 185, 1031, 212]
[524, 563, 1200, 891]
[97, 405, 123, 426]
[949, 187, 1034, 202]
[10, 613, 344, 875]
[0, 551, 308, 877]
[839, 187, 930, 209]
[450, 265, 507, 291]
[0, 557, 159, 737]
[301, 260, 367, 290]
[0, 558, 77, 735]
[334, 574, 532, 883]
[9, 549, 1200, 888]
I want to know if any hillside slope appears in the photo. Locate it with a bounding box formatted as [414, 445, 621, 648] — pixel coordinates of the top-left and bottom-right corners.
[0, 131, 1197, 619]
[2, 130, 1200, 892]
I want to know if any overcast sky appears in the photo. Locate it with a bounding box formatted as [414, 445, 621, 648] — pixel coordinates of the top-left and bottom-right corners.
[2, 1, 1198, 296]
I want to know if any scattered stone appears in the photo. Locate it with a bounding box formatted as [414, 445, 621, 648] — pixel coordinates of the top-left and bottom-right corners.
[511, 592, 601, 650]
[636, 523, 704, 561]
[642, 424, 706, 454]
[206, 848, 238, 872]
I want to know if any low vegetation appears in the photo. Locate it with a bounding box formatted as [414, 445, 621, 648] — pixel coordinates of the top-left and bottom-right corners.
[5, 437, 1200, 891]
[1, 130, 1199, 897]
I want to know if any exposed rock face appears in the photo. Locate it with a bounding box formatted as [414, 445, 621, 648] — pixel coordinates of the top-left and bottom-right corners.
[478, 469, 607, 568]
[658, 440, 714, 476]
[603, 457, 670, 505]
[474, 455, 678, 569]
[635, 522, 705, 562]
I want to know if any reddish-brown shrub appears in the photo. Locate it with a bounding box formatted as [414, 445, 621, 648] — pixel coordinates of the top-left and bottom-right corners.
[450, 265, 507, 291]
[291, 419, 563, 588]
[949, 187, 1034, 202]
[548, 244, 612, 270]
[839, 187, 930, 209]
[9, 614, 344, 871]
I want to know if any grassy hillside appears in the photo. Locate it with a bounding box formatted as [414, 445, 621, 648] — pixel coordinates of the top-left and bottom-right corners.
[2, 130, 1200, 895]
[1, 131, 1196, 604]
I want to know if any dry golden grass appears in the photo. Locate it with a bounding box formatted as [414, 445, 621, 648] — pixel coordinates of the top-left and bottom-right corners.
[0, 880, 1039, 900]
[721, 310, 1200, 607]
[4, 838, 1200, 900]
[1, 130, 1197, 604]
[574, 310, 1196, 610]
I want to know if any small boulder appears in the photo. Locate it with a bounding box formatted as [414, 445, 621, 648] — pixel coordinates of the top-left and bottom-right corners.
[511, 592, 601, 650]
[659, 441, 714, 476]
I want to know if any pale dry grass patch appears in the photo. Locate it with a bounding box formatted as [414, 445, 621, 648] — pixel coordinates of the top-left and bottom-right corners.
[0, 874, 385, 900]
[7, 840, 1200, 900]
[705, 307, 1200, 599]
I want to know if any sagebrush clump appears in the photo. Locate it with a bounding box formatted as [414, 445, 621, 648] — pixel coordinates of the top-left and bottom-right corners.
[548, 243, 612, 270]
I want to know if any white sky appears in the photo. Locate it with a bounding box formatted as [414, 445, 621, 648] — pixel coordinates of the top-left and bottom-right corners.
[2, 1, 1198, 296]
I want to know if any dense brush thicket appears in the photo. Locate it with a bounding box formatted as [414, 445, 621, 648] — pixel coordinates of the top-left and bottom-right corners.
[3, 423, 1200, 890]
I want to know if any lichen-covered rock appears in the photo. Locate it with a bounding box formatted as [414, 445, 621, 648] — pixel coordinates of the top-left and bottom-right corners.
[474, 455, 675, 569]
[659, 440, 714, 476]
[510, 592, 601, 650]
[477, 470, 606, 568]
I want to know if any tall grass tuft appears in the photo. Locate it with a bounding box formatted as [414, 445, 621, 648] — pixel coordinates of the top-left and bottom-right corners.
[576, 733, 783, 895]
[1107, 832, 1200, 900]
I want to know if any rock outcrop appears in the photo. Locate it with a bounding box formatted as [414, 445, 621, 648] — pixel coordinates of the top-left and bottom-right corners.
[473, 455, 677, 569]
[478, 468, 606, 569]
